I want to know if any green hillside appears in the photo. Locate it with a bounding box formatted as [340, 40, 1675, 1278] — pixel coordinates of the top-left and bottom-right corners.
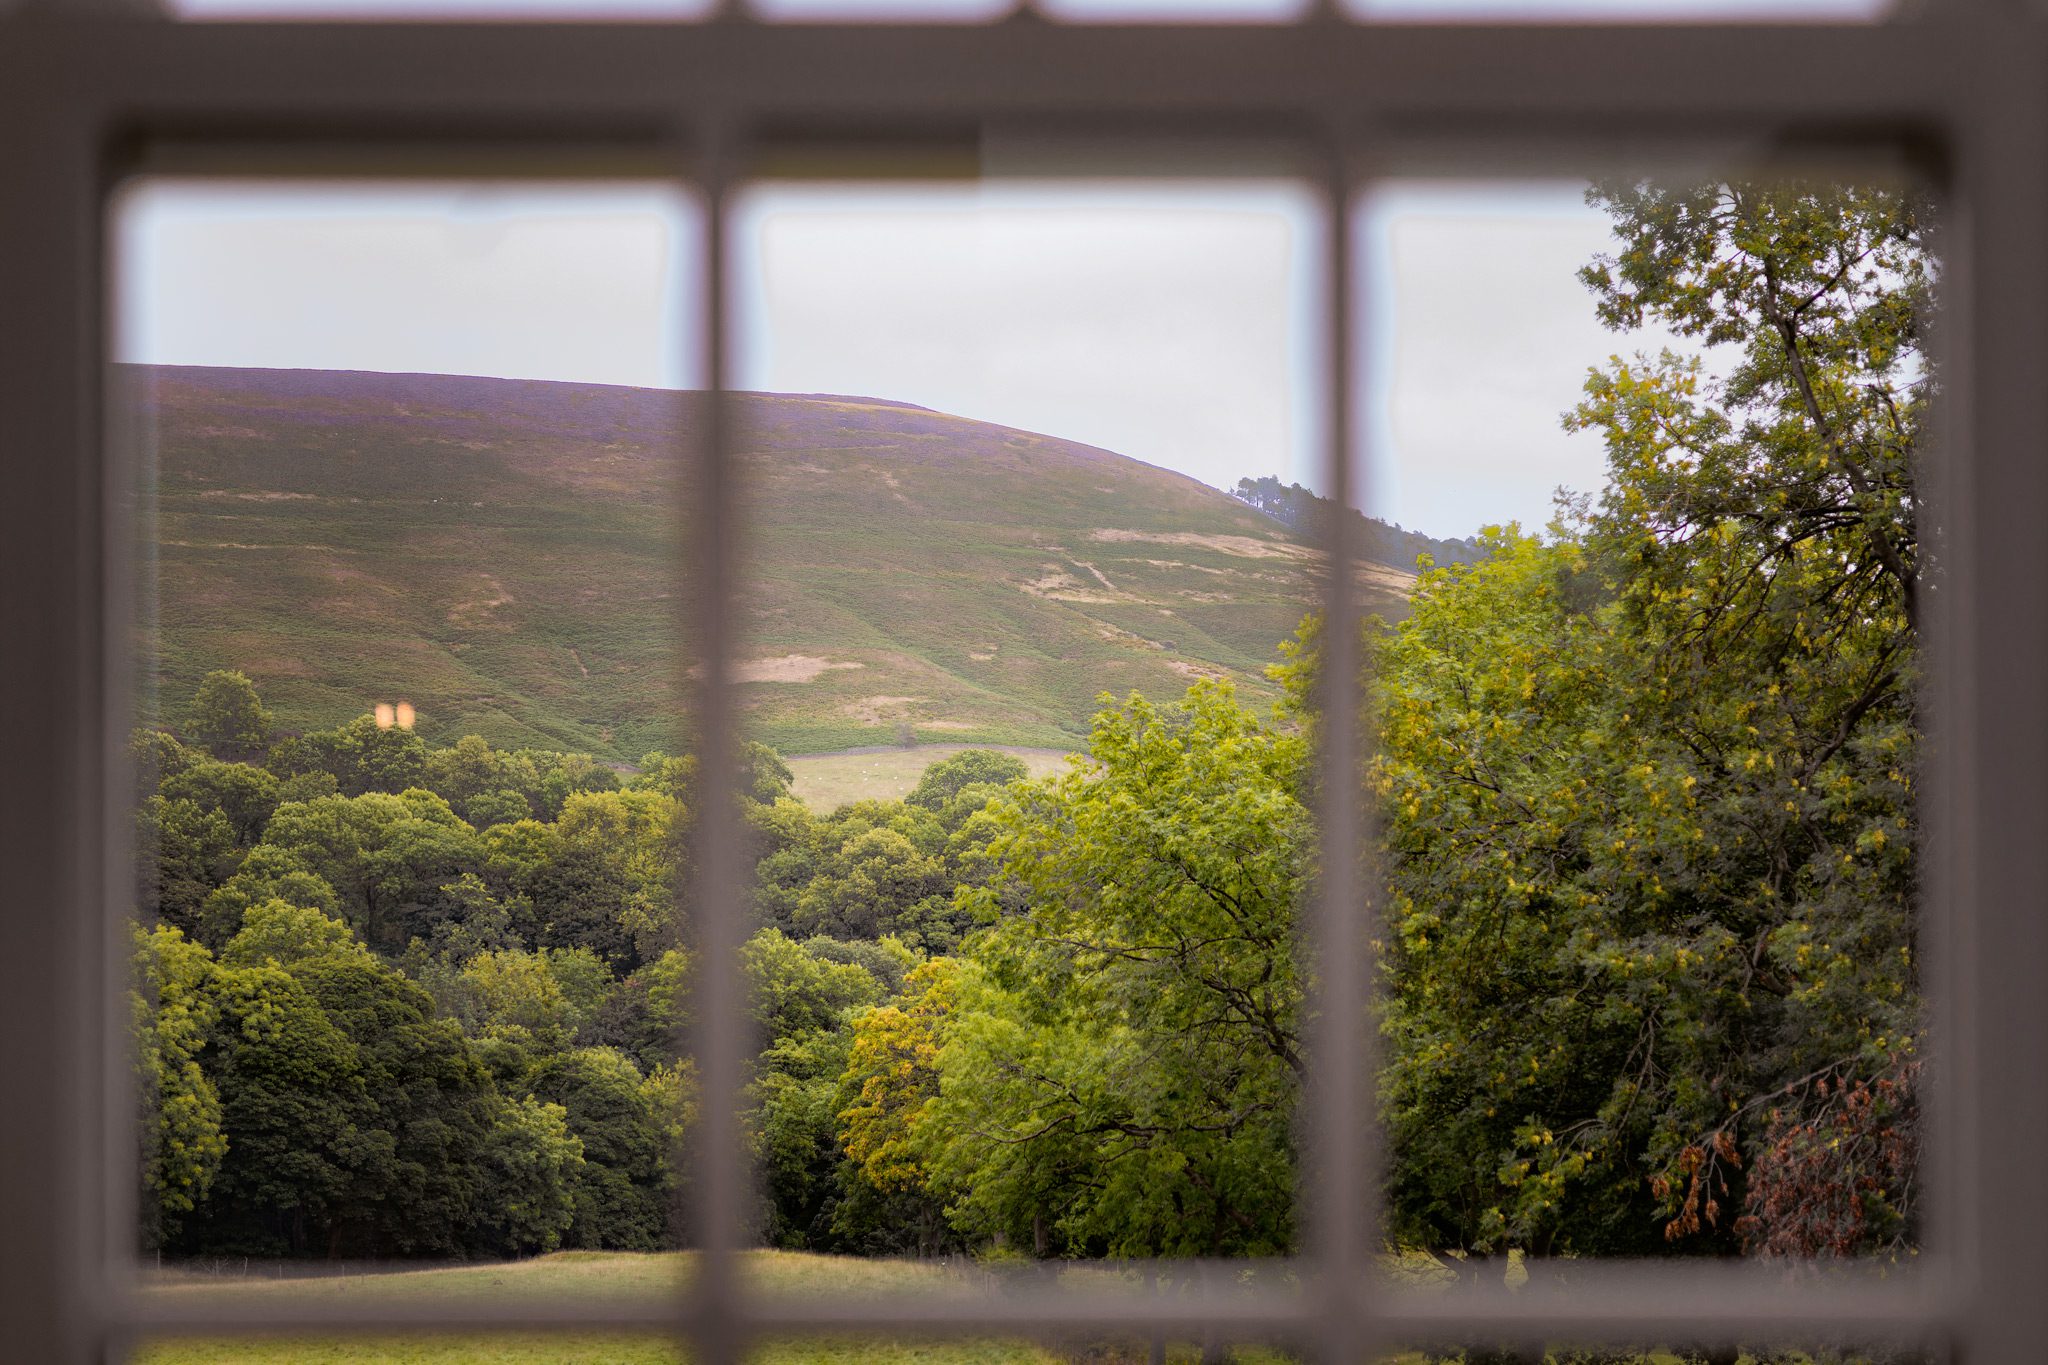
[138, 366, 1413, 758]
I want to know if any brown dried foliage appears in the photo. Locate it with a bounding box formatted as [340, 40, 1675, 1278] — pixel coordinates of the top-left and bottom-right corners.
[1732, 1062, 1920, 1260]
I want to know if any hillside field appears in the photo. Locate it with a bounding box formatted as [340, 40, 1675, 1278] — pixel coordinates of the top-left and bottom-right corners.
[136, 366, 1414, 761]
[785, 745, 1075, 810]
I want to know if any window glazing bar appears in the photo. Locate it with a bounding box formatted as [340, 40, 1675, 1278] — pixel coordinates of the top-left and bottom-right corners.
[684, 119, 751, 1365]
[1308, 134, 1372, 1362]
[1939, 17, 2048, 1364]
[0, 79, 111, 1365]
[0, 19, 1965, 131]
[109, 1257, 1951, 1337]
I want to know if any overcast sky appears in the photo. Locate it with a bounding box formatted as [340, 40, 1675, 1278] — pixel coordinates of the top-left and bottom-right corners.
[118, 175, 1701, 541]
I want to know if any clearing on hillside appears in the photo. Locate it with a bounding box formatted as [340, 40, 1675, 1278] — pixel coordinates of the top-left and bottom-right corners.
[786, 745, 1076, 811]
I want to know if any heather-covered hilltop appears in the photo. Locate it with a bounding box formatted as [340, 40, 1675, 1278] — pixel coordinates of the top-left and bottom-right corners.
[136, 365, 1415, 758]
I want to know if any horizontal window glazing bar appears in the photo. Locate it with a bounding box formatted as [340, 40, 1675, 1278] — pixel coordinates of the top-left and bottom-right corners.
[0, 17, 1984, 129]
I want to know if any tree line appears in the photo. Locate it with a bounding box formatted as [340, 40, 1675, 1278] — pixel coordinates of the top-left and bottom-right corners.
[1230, 476, 1487, 569]
[137, 672, 1039, 1259]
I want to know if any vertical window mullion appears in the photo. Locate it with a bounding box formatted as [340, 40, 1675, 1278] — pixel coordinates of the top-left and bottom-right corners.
[0, 93, 102, 1365]
[1944, 20, 2048, 1363]
[686, 115, 752, 1365]
[1308, 131, 1373, 1361]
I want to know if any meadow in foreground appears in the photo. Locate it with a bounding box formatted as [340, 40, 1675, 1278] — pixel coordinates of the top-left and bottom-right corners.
[132, 1250, 1218, 1365]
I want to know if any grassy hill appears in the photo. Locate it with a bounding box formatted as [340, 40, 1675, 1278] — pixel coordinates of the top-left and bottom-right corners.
[138, 366, 1415, 759]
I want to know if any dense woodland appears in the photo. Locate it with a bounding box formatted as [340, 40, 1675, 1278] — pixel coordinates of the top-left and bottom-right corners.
[134, 179, 1925, 1293]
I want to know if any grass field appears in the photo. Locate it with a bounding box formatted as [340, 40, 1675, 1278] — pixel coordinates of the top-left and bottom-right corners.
[130, 1252, 1759, 1364]
[137, 367, 1415, 760]
[129, 1251, 1284, 1365]
[785, 745, 1077, 810]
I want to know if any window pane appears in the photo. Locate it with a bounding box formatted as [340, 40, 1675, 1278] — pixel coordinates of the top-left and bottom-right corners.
[748, 1330, 1297, 1362]
[170, 0, 713, 21]
[1367, 1343, 1939, 1364]
[1350, 0, 1891, 20]
[747, 0, 1011, 23]
[132, 1333, 682, 1364]
[1037, 0, 1310, 24]
[728, 175, 1323, 1277]
[116, 180, 699, 1310]
[1360, 175, 1932, 1272]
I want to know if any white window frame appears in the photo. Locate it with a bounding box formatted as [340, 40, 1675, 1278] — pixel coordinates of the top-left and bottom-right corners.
[0, 3, 2041, 1362]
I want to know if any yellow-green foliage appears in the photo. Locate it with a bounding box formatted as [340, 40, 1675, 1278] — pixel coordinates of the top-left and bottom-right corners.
[839, 958, 961, 1192]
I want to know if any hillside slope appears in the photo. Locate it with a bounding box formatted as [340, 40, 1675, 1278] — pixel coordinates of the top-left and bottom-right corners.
[137, 366, 1413, 757]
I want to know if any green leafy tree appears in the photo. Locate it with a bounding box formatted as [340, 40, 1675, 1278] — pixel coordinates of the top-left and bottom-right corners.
[132, 925, 226, 1251]
[630, 741, 791, 806]
[528, 1047, 671, 1251]
[523, 788, 677, 969]
[450, 948, 583, 1052]
[480, 816, 556, 917]
[751, 1027, 856, 1249]
[219, 899, 369, 969]
[275, 768, 341, 806]
[187, 670, 272, 761]
[741, 741, 796, 805]
[544, 946, 616, 1033]
[473, 1094, 587, 1256]
[289, 716, 429, 797]
[424, 735, 542, 824]
[138, 795, 242, 935]
[743, 928, 886, 1046]
[750, 799, 824, 933]
[1369, 180, 1926, 1267]
[594, 946, 693, 1073]
[162, 759, 282, 846]
[131, 728, 201, 805]
[640, 1059, 698, 1246]
[183, 961, 366, 1255]
[518, 749, 621, 821]
[804, 934, 918, 996]
[292, 951, 502, 1256]
[835, 957, 960, 1254]
[905, 749, 1028, 812]
[403, 871, 522, 967]
[930, 682, 1309, 1257]
[466, 788, 534, 830]
[259, 789, 482, 953]
[195, 844, 342, 950]
[793, 824, 953, 945]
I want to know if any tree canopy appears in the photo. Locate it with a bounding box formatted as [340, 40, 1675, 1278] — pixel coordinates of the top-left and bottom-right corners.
[1372, 180, 1925, 1266]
